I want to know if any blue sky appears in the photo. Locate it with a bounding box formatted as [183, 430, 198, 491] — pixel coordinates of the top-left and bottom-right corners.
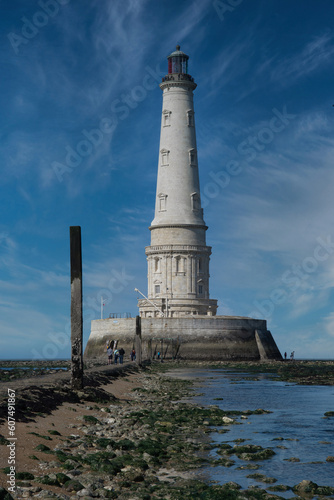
[1, 0, 334, 360]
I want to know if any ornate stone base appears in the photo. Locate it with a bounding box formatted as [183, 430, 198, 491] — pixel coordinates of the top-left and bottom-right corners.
[141, 240, 217, 317]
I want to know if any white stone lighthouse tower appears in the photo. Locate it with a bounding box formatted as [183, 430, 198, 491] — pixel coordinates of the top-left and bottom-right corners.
[138, 46, 218, 318]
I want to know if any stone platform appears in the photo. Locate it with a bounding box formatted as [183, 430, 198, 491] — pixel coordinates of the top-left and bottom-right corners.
[84, 316, 282, 361]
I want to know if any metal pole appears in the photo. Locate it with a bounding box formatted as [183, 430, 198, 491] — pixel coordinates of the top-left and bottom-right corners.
[70, 226, 83, 390]
[134, 288, 165, 317]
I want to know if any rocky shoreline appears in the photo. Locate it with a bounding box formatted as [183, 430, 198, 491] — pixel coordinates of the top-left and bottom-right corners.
[0, 361, 333, 499]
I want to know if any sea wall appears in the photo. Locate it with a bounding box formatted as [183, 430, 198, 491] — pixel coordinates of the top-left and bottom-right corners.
[84, 316, 282, 361]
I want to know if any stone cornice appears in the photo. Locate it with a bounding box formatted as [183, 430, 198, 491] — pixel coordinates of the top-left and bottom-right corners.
[160, 82, 197, 91]
[160, 75, 197, 92]
[149, 224, 208, 231]
[145, 244, 212, 255]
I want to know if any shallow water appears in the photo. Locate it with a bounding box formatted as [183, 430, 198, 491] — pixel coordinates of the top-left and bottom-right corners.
[168, 368, 334, 497]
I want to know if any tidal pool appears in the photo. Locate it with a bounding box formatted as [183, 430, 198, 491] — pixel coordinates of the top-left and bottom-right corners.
[168, 368, 334, 498]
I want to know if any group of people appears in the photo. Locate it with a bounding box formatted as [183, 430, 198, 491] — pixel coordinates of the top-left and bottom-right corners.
[106, 345, 125, 364]
[284, 351, 295, 360]
[106, 342, 136, 365]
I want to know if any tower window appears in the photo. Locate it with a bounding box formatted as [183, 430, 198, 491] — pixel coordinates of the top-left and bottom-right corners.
[198, 258, 202, 273]
[175, 256, 185, 273]
[161, 149, 170, 166]
[198, 285, 203, 295]
[158, 193, 167, 212]
[155, 285, 160, 295]
[162, 110, 171, 127]
[189, 149, 197, 166]
[187, 110, 194, 127]
[191, 192, 200, 212]
[154, 258, 161, 273]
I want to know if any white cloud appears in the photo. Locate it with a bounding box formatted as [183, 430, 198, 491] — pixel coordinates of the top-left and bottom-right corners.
[294, 112, 331, 137]
[287, 288, 329, 320]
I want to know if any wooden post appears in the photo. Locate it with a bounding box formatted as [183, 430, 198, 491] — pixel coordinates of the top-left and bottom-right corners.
[135, 315, 142, 366]
[148, 339, 152, 362]
[70, 226, 83, 389]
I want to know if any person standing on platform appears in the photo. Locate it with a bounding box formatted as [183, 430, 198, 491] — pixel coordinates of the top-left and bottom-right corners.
[114, 349, 119, 364]
[119, 347, 125, 364]
[107, 345, 113, 365]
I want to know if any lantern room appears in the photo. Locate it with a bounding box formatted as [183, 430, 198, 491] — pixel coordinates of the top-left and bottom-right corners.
[167, 45, 189, 74]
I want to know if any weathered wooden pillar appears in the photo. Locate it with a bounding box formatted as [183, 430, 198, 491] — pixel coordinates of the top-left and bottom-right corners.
[70, 226, 83, 389]
[135, 315, 142, 366]
[147, 339, 152, 362]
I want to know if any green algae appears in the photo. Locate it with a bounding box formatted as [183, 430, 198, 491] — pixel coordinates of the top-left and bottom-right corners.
[95, 437, 116, 449]
[117, 438, 136, 450]
[0, 434, 10, 445]
[83, 451, 118, 472]
[268, 484, 291, 492]
[36, 475, 60, 486]
[34, 443, 52, 453]
[28, 431, 52, 440]
[212, 457, 235, 467]
[246, 473, 277, 484]
[63, 479, 85, 492]
[83, 414, 100, 424]
[15, 472, 35, 480]
[217, 443, 275, 461]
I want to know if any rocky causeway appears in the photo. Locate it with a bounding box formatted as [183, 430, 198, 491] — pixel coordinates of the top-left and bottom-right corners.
[0, 360, 333, 499]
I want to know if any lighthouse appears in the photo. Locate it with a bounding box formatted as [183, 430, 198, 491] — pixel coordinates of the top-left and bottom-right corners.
[138, 46, 218, 318]
[85, 46, 283, 362]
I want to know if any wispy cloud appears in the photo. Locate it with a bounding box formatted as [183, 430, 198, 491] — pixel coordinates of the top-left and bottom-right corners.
[270, 32, 334, 84]
[203, 104, 334, 329]
[200, 36, 253, 95]
[288, 289, 330, 320]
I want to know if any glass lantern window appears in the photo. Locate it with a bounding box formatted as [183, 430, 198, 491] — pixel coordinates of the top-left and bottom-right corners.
[168, 56, 188, 74]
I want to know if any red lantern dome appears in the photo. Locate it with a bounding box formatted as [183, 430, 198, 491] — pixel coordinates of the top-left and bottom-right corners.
[167, 45, 189, 75]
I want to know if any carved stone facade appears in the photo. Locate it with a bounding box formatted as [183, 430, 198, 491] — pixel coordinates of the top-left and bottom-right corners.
[138, 46, 217, 318]
[139, 242, 217, 317]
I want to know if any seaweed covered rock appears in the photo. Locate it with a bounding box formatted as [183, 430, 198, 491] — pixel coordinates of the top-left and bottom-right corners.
[292, 480, 334, 496]
[217, 443, 275, 461]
